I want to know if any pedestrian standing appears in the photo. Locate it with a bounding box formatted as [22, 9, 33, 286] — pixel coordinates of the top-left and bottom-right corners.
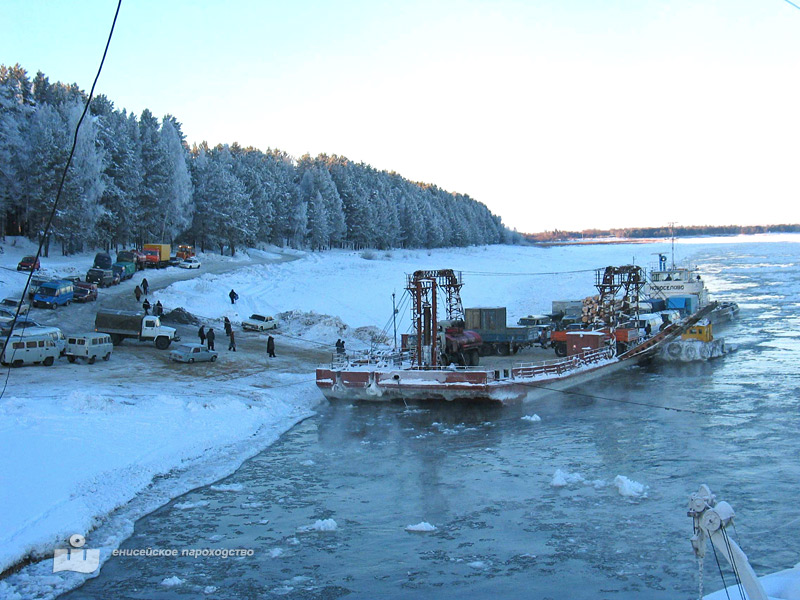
[134, 285, 142, 302]
[229, 289, 239, 304]
[267, 335, 275, 358]
[155, 300, 163, 316]
[142, 277, 149, 296]
[224, 317, 232, 337]
[228, 329, 236, 352]
[207, 328, 216, 351]
[142, 298, 151, 315]
[198, 325, 206, 345]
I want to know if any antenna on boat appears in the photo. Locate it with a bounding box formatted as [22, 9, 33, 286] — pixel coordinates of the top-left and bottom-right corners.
[392, 292, 398, 350]
[669, 221, 677, 269]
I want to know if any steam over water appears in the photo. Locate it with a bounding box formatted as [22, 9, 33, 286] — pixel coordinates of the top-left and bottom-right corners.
[66, 239, 800, 599]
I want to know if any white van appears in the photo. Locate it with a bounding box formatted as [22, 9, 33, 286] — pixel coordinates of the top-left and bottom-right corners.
[1, 334, 60, 367]
[636, 313, 664, 336]
[17, 326, 66, 355]
[66, 333, 113, 364]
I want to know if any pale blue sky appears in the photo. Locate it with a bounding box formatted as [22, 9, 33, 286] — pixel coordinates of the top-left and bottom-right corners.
[3, 0, 799, 232]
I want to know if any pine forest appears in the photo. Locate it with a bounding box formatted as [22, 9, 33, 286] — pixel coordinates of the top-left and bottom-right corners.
[0, 65, 514, 256]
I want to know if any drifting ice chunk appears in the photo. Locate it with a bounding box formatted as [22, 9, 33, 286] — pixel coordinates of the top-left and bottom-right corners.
[551, 469, 585, 488]
[406, 522, 437, 532]
[614, 475, 647, 498]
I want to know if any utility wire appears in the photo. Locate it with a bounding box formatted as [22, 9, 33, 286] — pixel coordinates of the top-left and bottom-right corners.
[783, 0, 800, 11]
[460, 268, 598, 277]
[0, 0, 123, 401]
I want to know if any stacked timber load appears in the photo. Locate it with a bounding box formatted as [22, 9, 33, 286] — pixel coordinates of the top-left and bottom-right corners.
[581, 295, 623, 325]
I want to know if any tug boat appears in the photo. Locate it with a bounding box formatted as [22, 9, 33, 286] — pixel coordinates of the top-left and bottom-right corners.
[315, 268, 719, 405]
[658, 321, 734, 362]
[645, 253, 739, 324]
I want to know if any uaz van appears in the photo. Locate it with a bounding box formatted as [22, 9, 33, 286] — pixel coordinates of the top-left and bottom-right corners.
[1, 334, 60, 367]
[15, 326, 66, 355]
[66, 333, 113, 364]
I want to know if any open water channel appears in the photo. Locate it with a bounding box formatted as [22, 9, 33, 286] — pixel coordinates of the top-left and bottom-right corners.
[64, 239, 800, 599]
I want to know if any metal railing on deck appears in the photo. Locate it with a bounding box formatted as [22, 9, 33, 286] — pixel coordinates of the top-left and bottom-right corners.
[513, 346, 615, 379]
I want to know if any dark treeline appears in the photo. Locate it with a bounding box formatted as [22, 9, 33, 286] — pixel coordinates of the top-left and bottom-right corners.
[0, 64, 515, 256]
[524, 224, 800, 243]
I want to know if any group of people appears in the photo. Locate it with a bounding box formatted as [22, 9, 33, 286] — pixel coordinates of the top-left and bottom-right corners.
[133, 277, 162, 316]
[198, 312, 276, 357]
[335, 339, 346, 354]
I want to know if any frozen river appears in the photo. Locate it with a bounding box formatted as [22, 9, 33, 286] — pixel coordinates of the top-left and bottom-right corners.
[64, 239, 800, 599]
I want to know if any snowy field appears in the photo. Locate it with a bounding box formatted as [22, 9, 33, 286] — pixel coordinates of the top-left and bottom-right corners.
[1, 233, 798, 599]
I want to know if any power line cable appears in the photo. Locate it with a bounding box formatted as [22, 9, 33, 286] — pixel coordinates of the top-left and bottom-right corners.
[460, 268, 598, 277]
[0, 0, 123, 401]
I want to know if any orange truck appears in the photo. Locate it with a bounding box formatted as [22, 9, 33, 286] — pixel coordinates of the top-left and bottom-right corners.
[176, 244, 195, 260]
[142, 244, 171, 268]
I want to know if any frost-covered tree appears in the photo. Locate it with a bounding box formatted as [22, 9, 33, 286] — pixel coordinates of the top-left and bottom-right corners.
[52, 101, 105, 254]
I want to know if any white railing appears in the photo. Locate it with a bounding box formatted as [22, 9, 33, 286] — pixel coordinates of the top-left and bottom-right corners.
[512, 346, 615, 379]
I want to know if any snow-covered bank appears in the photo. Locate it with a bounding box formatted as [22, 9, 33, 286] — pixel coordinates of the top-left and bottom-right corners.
[0, 372, 320, 597]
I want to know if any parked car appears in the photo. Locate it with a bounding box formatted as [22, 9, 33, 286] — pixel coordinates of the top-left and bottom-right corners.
[0, 308, 16, 319]
[0, 333, 59, 367]
[63, 275, 82, 284]
[73, 283, 99, 303]
[169, 343, 218, 363]
[86, 268, 117, 288]
[65, 333, 113, 364]
[1, 316, 41, 336]
[179, 257, 201, 269]
[26, 276, 49, 300]
[17, 255, 40, 271]
[168, 256, 184, 267]
[1, 297, 30, 315]
[242, 314, 278, 331]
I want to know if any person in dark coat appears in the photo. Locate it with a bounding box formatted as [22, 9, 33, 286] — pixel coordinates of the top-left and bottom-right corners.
[154, 300, 163, 316]
[229, 289, 238, 304]
[228, 329, 236, 352]
[207, 328, 216, 351]
[224, 317, 232, 337]
[198, 325, 206, 345]
[142, 298, 151, 315]
[267, 335, 275, 358]
[134, 285, 142, 302]
[142, 278, 149, 296]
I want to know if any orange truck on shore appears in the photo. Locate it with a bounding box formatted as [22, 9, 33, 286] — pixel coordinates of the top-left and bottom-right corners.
[176, 244, 195, 260]
[142, 244, 171, 268]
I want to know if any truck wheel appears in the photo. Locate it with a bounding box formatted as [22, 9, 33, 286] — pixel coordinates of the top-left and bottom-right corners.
[155, 336, 171, 350]
[555, 342, 567, 357]
[211, 355, 217, 362]
[12, 360, 23, 368]
[497, 343, 510, 356]
[88, 356, 96, 365]
[188, 358, 195, 363]
[43, 356, 54, 366]
[68, 356, 76, 363]
[103, 353, 111, 361]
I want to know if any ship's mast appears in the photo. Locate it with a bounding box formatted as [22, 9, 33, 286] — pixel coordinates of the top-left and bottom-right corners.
[405, 269, 464, 368]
